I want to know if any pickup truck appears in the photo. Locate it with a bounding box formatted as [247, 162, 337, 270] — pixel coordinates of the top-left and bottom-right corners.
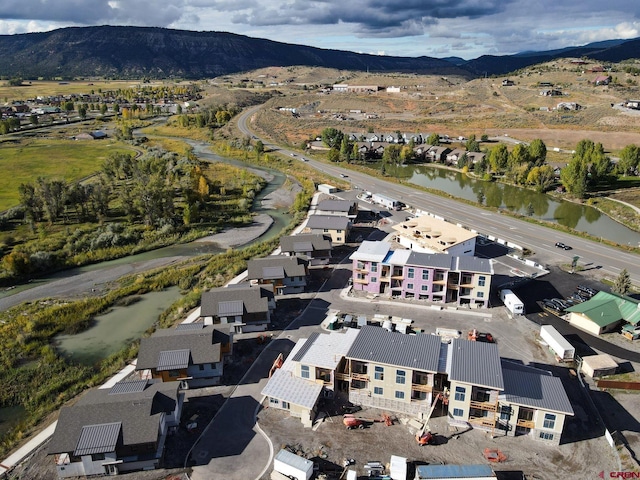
[622, 324, 640, 341]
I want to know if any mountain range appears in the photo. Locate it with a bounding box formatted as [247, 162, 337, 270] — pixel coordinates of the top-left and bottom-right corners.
[0, 25, 638, 80]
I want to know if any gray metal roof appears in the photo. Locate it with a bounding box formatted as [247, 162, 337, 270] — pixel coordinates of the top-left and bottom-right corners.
[218, 300, 244, 317]
[455, 255, 493, 274]
[305, 214, 350, 230]
[263, 265, 285, 279]
[292, 329, 360, 369]
[201, 284, 273, 318]
[405, 251, 454, 269]
[157, 349, 190, 371]
[109, 380, 148, 395]
[500, 360, 574, 415]
[74, 422, 121, 456]
[346, 326, 442, 373]
[292, 332, 320, 362]
[136, 325, 221, 371]
[275, 449, 314, 472]
[280, 234, 332, 253]
[447, 339, 504, 390]
[316, 199, 353, 212]
[175, 323, 205, 331]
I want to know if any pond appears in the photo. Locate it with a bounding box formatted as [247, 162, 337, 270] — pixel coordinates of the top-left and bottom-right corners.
[382, 163, 640, 246]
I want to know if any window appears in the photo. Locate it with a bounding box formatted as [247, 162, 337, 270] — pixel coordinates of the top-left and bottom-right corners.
[337, 237, 342, 242]
[301, 365, 310, 379]
[337, 229, 343, 233]
[357, 261, 365, 270]
[269, 398, 279, 405]
[539, 432, 554, 441]
[91, 453, 106, 461]
[500, 406, 511, 420]
[421, 285, 429, 292]
[371, 262, 378, 272]
[422, 270, 429, 280]
[374, 366, 384, 381]
[282, 401, 290, 409]
[407, 283, 414, 290]
[407, 268, 415, 278]
[323, 228, 329, 233]
[374, 386, 384, 395]
[199, 364, 205, 371]
[454, 386, 466, 402]
[371, 277, 377, 283]
[478, 276, 486, 287]
[477, 292, 484, 298]
[453, 408, 464, 417]
[396, 370, 406, 384]
[395, 391, 405, 399]
[543, 413, 556, 429]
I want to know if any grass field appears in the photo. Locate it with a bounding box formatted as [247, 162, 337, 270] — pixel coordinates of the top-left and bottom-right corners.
[0, 138, 135, 210]
[0, 80, 165, 102]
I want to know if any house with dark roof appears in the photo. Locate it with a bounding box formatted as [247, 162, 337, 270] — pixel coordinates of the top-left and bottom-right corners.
[200, 283, 275, 333]
[48, 379, 183, 477]
[279, 233, 332, 265]
[315, 199, 358, 219]
[246, 256, 309, 294]
[303, 214, 351, 245]
[424, 145, 451, 163]
[135, 324, 231, 387]
[262, 326, 573, 445]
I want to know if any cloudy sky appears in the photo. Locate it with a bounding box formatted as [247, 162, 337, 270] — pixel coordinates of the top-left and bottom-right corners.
[0, 1, 639, 59]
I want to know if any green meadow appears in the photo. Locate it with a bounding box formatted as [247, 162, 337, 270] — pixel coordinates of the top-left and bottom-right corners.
[0, 138, 134, 210]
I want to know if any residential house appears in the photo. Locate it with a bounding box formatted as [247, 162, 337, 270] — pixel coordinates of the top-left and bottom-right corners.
[350, 241, 492, 307]
[303, 215, 351, 245]
[624, 100, 640, 110]
[445, 149, 467, 165]
[594, 75, 612, 86]
[315, 199, 358, 219]
[246, 256, 309, 294]
[424, 146, 451, 163]
[136, 324, 232, 387]
[557, 102, 581, 111]
[502, 79, 515, 86]
[565, 291, 640, 336]
[263, 326, 573, 445]
[465, 152, 486, 165]
[200, 283, 275, 333]
[540, 89, 563, 96]
[49, 379, 183, 477]
[280, 233, 332, 265]
[392, 215, 478, 256]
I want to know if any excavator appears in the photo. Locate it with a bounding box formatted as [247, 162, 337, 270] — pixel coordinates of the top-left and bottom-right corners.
[415, 388, 449, 446]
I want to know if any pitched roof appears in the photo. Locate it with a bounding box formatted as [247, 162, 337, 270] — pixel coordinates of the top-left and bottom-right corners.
[316, 199, 354, 212]
[305, 214, 350, 230]
[566, 291, 640, 326]
[246, 256, 308, 280]
[455, 255, 493, 274]
[406, 251, 453, 269]
[500, 360, 574, 415]
[280, 234, 332, 253]
[201, 283, 274, 317]
[48, 380, 179, 455]
[136, 325, 221, 370]
[447, 339, 504, 390]
[292, 328, 360, 370]
[349, 241, 392, 263]
[346, 325, 443, 373]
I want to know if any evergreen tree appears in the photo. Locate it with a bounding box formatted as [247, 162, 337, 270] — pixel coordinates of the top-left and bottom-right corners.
[612, 269, 631, 296]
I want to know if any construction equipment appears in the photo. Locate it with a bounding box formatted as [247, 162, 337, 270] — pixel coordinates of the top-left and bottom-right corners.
[343, 414, 366, 429]
[468, 329, 495, 343]
[268, 353, 284, 378]
[415, 389, 448, 445]
[483, 448, 507, 463]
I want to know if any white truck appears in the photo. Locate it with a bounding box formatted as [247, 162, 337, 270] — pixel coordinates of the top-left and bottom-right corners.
[273, 449, 313, 480]
[371, 193, 403, 210]
[500, 289, 524, 315]
[540, 325, 575, 361]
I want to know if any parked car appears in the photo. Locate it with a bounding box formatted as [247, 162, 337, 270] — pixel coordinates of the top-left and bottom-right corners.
[555, 242, 572, 250]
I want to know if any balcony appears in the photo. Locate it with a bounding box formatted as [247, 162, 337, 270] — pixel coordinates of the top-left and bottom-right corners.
[516, 419, 535, 429]
[353, 277, 368, 284]
[469, 417, 497, 428]
[335, 372, 350, 381]
[470, 400, 498, 412]
[351, 372, 369, 382]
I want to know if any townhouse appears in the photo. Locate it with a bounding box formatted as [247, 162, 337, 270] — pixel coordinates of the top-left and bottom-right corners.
[350, 241, 492, 307]
[303, 215, 351, 245]
[262, 326, 574, 445]
[246, 256, 309, 294]
[279, 233, 332, 265]
[315, 199, 359, 219]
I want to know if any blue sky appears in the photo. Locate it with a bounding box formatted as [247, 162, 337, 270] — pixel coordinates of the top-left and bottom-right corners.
[0, 1, 639, 59]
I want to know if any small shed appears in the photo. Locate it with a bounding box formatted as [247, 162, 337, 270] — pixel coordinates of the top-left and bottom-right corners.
[318, 184, 338, 194]
[415, 464, 496, 480]
[273, 450, 313, 480]
[581, 354, 618, 378]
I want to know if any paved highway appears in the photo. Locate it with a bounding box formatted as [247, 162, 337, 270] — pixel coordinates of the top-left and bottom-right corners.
[238, 106, 640, 286]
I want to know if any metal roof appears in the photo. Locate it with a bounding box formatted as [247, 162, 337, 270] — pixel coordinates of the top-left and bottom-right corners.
[455, 255, 493, 274]
[280, 233, 332, 253]
[406, 251, 454, 269]
[566, 291, 640, 326]
[305, 214, 350, 230]
[261, 368, 323, 409]
[262, 265, 285, 279]
[293, 329, 360, 369]
[293, 241, 314, 252]
[176, 323, 205, 331]
[218, 300, 244, 317]
[74, 422, 122, 456]
[201, 284, 273, 317]
[292, 332, 319, 362]
[316, 199, 353, 212]
[448, 339, 504, 390]
[109, 380, 148, 395]
[500, 360, 574, 415]
[349, 241, 392, 263]
[274, 449, 314, 472]
[415, 464, 495, 479]
[157, 349, 191, 371]
[346, 326, 442, 373]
